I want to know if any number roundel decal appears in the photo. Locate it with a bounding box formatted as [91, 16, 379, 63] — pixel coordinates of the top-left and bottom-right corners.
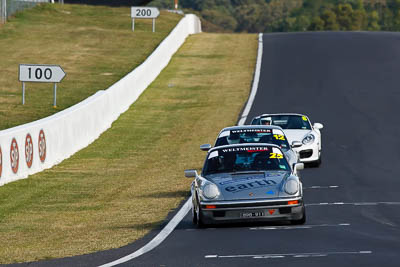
[10, 138, 19, 174]
[25, 134, 33, 168]
[0, 146, 2, 178]
[38, 130, 46, 163]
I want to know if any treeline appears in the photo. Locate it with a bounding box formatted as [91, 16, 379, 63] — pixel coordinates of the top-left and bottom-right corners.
[149, 0, 400, 32]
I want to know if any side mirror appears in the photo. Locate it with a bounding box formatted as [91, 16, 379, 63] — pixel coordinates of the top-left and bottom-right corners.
[184, 169, 198, 178]
[295, 163, 304, 171]
[313, 123, 324, 130]
[200, 144, 212, 151]
[291, 141, 302, 148]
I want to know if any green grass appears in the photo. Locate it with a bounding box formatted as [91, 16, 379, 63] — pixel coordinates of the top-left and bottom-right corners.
[0, 3, 258, 263]
[0, 3, 181, 130]
[0, 31, 258, 263]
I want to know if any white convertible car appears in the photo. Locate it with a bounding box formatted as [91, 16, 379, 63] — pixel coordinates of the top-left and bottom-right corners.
[251, 113, 323, 166]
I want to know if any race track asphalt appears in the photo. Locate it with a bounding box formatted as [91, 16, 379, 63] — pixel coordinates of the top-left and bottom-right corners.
[7, 31, 400, 267]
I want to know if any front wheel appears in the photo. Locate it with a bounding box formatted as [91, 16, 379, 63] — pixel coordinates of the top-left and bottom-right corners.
[308, 154, 321, 168]
[195, 202, 205, 228]
[291, 209, 306, 225]
[191, 200, 198, 225]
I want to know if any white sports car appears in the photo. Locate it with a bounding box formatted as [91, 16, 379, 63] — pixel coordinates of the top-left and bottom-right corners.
[251, 113, 323, 166]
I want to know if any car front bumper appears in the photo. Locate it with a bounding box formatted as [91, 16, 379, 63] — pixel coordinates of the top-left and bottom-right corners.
[293, 142, 320, 163]
[199, 197, 304, 224]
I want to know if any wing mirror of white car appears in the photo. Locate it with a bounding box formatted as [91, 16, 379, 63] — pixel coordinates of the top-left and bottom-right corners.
[295, 163, 304, 171]
[200, 144, 212, 151]
[291, 141, 302, 148]
[184, 169, 198, 178]
[313, 122, 324, 130]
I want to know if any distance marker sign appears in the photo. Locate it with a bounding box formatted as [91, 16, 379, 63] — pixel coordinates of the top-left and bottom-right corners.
[18, 64, 66, 106]
[19, 64, 66, 83]
[130, 7, 160, 32]
[131, 7, 160, 19]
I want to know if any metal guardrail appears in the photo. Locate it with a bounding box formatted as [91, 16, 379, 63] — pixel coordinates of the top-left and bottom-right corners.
[0, 0, 51, 24]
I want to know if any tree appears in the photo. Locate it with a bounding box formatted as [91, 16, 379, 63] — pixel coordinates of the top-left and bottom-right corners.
[321, 9, 340, 30]
[351, 9, 368, 30]
[337, 3, 354, 30]
[202, 9, 238, 31]
[310, 16, 325, 30]
[368, 10, 381, 30]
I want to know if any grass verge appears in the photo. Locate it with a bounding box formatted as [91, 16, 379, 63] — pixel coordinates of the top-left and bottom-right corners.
[0, 3, 181, 130]
[0, 32, 257, 263]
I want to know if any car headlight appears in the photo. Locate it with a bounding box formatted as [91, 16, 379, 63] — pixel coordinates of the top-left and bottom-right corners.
[284, 179, 299, 195]
[302, 133, 315, 145]
[202, 183, 220, 199]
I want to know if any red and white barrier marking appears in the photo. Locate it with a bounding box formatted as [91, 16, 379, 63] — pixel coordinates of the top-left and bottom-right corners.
[10, 138, 19, 174]
[25, 134, 33, 168]
[38, 129, 46, 163]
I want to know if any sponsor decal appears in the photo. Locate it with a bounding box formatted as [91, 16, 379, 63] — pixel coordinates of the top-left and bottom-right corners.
[10, 138, 19, 174]
[219, 173, 284, 186]
[225, 179, 277, 193]
[221, 147, 269, 153]
[38, 130, 46, 163]
[25, 134, 33, 168]
[220, 176, 264, 185]
[249, 192, 254, 197]
[269, 153, 283, 159]
[0, 146, 2, 178]
[273, 134, 285, 140]
[231, 129, 271, 134]
[266, 190, 275, 195]
[302, 116, 308, 121]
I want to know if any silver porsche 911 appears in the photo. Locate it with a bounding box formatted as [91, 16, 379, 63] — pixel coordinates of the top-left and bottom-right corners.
[185, 143, 305, 227]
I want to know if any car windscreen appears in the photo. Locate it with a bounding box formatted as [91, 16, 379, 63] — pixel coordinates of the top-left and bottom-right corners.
[255, 115, 312, 130]
[215, 128, 290, 151]
[203, 146, 290, 175]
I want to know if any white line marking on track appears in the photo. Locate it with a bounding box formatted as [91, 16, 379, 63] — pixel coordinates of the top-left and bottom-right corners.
[304, 185, 340, 189]
[99, 198, 192, 267]
[205, 255, 218, 258]
[306, 201, 400, 207]
[205, 251, 372, 259]
[249, 223, 350, 230]
[237, 33, 263, 126]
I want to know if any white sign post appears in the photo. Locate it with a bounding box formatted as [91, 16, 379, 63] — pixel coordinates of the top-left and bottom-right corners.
[19, 64, 66, 107]
[130, 7, 160, 32]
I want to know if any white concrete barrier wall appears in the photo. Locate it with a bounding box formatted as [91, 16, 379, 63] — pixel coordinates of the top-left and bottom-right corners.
[0, 14, 202, 186]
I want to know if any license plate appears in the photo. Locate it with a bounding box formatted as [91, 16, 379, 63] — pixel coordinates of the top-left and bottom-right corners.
[241, 211, 265, 218]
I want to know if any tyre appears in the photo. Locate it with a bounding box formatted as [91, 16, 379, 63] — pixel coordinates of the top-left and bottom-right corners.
[191, 201, 197, 225]
[291, 209, 306, 225]
[195, 202, 205, 228]
[308, 154, 321, 168]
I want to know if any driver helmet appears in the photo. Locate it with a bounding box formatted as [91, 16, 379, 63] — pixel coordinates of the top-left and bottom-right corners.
[227, 133, 241, 144]
[261, 117, 272, 125]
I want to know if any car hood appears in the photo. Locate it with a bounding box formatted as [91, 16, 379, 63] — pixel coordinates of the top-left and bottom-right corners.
[206, 171, 290, 200]
[282, 129, 311, 143]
